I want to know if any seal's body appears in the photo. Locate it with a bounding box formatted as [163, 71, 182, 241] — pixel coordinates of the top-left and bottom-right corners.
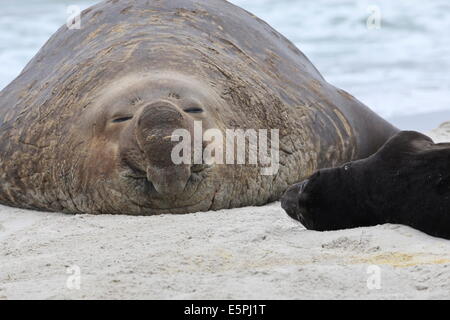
[281, 131, 450, 239]
[0, 0, 398, 214]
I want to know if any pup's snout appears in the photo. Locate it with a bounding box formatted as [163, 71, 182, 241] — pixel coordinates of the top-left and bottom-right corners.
[281, 179, 310, 224]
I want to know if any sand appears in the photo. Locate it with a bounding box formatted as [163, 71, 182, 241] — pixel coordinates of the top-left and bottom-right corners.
[0, 122, 449, 300]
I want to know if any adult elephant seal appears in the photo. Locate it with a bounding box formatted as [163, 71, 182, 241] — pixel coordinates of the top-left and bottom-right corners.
[0, 0, 398, 215]
[281, 131, 450, 239]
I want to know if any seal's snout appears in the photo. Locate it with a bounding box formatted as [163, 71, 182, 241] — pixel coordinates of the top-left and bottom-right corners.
[281, 179, 310, 225]
[136, 101, 192, 196]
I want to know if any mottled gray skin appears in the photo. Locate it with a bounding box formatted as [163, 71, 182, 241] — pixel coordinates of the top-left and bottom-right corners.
[0, 0, 398, 215]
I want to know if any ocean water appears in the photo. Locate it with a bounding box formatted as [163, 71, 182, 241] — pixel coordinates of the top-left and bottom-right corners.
[1, 0, 449, 125]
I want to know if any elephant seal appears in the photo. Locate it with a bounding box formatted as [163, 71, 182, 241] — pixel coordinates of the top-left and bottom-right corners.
[281, 131, 450, 239]
[0, 0, 398, 215]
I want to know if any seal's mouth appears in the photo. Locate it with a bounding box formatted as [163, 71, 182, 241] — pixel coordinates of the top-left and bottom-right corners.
[120, 162, 212, 197]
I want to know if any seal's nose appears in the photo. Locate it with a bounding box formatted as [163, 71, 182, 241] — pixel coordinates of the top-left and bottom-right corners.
[137, 101, 185, 134]
[281, 180, 309, 223]
[136, 101, 192, 196]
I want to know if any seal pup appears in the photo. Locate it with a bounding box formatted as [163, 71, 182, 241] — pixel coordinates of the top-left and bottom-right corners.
[281, 131, 450, 239]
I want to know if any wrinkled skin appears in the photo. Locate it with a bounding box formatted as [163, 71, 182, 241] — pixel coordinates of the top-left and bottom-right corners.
[0, 0, 398, 215]
[281, 131, 450, 239]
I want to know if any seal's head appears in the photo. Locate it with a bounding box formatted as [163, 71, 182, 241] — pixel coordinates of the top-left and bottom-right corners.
[281, 163, 386, 231]
[281, 131, 450, 233]
[78, 72, 225, 214]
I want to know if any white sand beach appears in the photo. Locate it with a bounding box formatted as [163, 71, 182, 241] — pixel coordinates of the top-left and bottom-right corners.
[0, 121, 449, 300]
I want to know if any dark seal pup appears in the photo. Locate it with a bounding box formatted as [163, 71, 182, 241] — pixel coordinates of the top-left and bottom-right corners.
[0, 0, 398, 215]
[281, 131, 450, 239]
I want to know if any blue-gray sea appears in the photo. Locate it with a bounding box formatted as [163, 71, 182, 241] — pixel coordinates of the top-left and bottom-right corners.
[1, 0, 449, 129]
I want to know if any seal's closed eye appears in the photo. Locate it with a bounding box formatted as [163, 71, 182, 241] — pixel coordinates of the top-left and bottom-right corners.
[436, 175, 450, 195]
[183, 107, 204, 114]
[112, 116, 133, 123]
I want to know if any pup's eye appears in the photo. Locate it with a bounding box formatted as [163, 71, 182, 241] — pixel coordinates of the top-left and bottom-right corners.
[184, 107, 204, 114]
[112, 116, 133, 123]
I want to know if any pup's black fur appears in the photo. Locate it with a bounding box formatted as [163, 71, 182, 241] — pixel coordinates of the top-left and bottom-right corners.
[281, 131, 450, 239]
